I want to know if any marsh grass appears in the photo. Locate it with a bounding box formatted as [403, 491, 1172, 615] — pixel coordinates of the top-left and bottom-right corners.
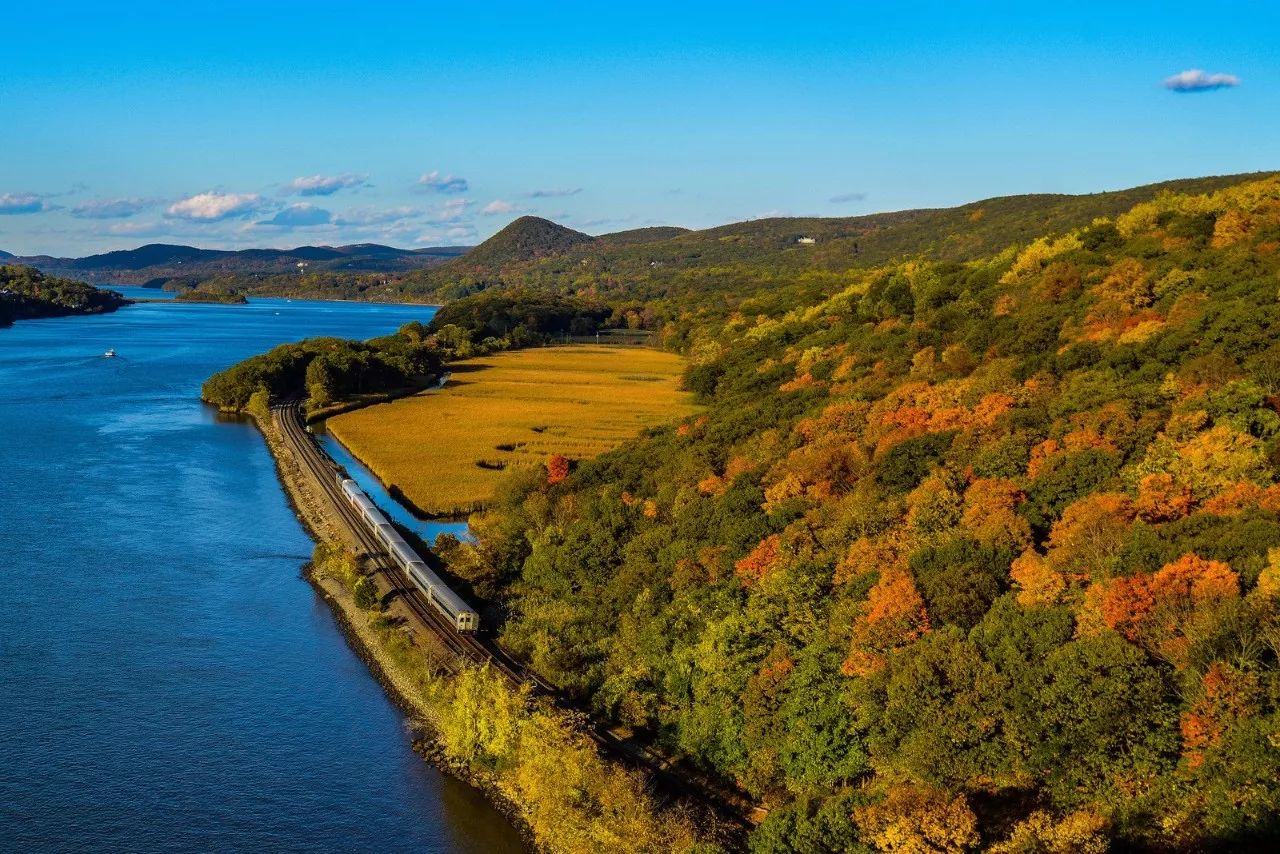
[327, 346, 700, 515]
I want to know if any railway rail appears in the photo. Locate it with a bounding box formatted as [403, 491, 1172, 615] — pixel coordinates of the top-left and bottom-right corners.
[270, 398, 756, 834]
[272, 399, 529, 682]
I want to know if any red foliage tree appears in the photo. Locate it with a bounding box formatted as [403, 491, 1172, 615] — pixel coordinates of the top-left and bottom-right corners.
[546, 454, 570, 485]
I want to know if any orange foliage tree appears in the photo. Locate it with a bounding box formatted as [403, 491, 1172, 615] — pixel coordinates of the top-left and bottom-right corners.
[1134, 473, 1195, 522]
[735, 534, 783, 586]
[1010, 550, 1067, 607]
[1180, 662, 1261, 768]
[961, 478, 1031, 550]
[842, 569, 930, 676]
[1101, 553, 1240, 666]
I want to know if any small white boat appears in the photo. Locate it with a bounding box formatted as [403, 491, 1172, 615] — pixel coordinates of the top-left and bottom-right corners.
[103, 349, 117, 358]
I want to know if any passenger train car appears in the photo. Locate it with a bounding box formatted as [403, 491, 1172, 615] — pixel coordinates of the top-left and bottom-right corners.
[337, 476, 480, 632]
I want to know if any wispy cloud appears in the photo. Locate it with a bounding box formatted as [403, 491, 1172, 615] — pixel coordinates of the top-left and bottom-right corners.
[425, 198, 472, 223]
[1164, 69, 1240, 92]
[333, 205, 422, 227]
[257, 204, 333, 227]
[286, 173, 368, 196]
[481, 200, 522, 215]
[415, 170, 469, 194]
[70, 197, 154, 219]
[414, 224, 477, 246]
[829, 191, 867, 204]
[0, 192, 47, 215]
[103, 220, 166, 237]
[527, 187, 582, 198]
[166, 192, 267, 222]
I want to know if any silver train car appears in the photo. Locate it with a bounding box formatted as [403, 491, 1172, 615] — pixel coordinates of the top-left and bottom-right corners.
[337, 477, 480, 632]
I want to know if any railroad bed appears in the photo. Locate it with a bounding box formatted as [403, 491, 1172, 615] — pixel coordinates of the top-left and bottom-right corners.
[272, 400, 530, 682]
[269, 399, 759, 832]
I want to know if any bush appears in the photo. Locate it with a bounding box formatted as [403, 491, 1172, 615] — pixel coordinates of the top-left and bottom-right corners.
[353, 575, 380, 610]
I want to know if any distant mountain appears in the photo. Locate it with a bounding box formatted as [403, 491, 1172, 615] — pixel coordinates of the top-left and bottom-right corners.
[9, 241, 471, 285]
[399, 170, 1279, 304]
[12, 171, 1276, 304]
[454, 217, 594, 269]
[0, 250, 13, 259]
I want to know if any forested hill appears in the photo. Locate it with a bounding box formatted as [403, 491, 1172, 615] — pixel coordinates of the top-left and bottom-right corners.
[404, 171, 1276, 302]
[451, 216, 594, 270]
[10, 241, 468, 287]
[446, 175, 1280, 851]
[0, 265, 127, 327]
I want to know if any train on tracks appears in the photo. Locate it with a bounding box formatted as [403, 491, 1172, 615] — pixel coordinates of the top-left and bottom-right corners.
[337, 475, 480, 632]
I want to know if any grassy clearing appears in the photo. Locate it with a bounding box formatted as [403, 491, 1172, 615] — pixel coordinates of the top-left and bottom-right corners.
[327, 346, 700, 516]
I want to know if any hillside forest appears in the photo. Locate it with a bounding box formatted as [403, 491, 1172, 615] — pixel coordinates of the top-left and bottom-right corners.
[434, 176, 1280, 852]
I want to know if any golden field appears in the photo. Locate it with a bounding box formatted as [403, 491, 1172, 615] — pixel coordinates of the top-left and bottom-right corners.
[326, 346, 700, 516]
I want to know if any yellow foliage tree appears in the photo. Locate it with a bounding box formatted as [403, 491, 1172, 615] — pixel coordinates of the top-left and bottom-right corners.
[1000, 233, 1084, 285]
[989, 809, 1109, 854]
[853, 785, 980, 854]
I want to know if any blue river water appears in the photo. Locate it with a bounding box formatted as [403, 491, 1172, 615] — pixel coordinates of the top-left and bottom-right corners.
[0, 290, 526, 852]
[318, 433, 473, 547]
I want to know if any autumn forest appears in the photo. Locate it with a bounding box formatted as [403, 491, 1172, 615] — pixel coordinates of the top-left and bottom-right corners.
[437, 177, 1280, 851]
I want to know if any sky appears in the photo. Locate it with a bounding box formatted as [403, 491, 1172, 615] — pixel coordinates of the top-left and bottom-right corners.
[0, 1, 1275, 256]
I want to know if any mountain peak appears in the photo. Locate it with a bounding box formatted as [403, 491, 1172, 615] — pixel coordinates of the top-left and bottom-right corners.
[458, 217, 594, 268]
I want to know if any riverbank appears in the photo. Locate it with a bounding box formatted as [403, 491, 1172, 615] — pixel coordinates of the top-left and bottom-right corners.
[247, 405, 526, 812]
[249, 406, 717, 853]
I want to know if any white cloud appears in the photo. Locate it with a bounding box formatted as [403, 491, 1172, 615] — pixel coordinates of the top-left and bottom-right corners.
[1164, 69, 1240, 92]
[333, 205, 422, 227]
[829, 191, 867, 204]
[527, 187, 582, 198]
[415, 170, 469, 194]
[481, 200, 521, 215]
[257, 204, 333, 227]
[0, 192, 46, 215]
[286, 173, 368, 196]
[166, 192, 266, 221]
[70, 197, 154, 219]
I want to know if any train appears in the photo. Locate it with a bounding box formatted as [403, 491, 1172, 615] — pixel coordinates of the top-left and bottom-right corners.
[336, 475, 480, 632]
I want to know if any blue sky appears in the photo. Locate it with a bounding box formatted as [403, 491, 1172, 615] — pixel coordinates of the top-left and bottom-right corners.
[0, 1, 1274, 255]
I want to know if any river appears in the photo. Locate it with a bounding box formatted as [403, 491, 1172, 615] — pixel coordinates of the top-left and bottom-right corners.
[0, 289, 527, 852]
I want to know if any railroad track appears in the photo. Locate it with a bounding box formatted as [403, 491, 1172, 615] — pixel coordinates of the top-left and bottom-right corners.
[272, 400, 527, 680]
[270, 398, 754, 833]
